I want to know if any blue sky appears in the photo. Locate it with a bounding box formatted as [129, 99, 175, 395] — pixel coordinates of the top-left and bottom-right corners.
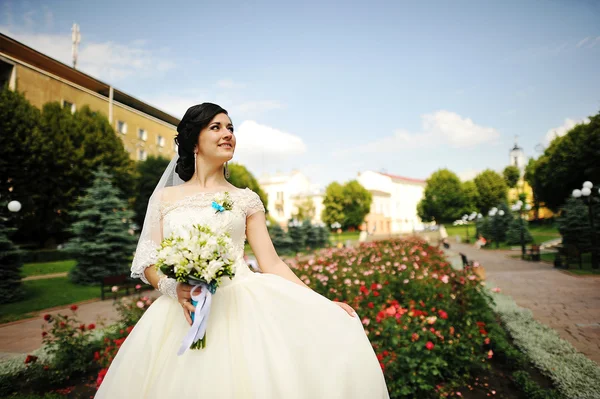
[2, 0, 599, 188]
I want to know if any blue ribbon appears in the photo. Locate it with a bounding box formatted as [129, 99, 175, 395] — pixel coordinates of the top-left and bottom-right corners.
[177, 283, 212, 356]
[212, 201, 225, 213]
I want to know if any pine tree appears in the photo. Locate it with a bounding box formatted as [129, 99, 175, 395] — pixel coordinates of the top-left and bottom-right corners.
[0, 219, 25, 303]
[558, 197, 595, 252]
[505, 217, 533, 245]
[66, 167, 136, 285]
[287, 221, 307, 253]
[304, 220, 320, 249]
[268, 224, 293, 255]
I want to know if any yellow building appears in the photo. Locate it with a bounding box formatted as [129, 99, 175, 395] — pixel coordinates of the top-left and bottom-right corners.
[0, 33, 179, 161]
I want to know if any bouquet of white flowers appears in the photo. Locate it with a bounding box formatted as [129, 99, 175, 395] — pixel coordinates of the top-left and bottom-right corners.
[156, 224, 235, 355]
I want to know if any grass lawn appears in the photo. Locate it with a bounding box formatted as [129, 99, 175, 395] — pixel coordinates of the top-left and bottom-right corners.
[21, 260, 76, 278]
[329, 231, 360, 243]
[509, 252, 600, 275]
[0, 277, 100, 324]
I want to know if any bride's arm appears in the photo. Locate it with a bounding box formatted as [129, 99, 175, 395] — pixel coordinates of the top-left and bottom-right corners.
[246, 213, 357, 317]
[245, 212, 311, 289]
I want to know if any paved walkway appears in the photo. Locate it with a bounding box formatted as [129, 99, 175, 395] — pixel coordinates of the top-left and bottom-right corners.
[22, 272, 68, 281]
[453, 242, 600, 365]
[0, 290, 160, 362]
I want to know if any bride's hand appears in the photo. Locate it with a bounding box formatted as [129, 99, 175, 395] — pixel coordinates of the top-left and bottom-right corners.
[333, 301, 358, 318]
[177, 283, 198, 326]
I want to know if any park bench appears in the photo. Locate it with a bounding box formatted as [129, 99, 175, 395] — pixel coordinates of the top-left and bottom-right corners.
[101, 273, 137, 300]
[524, 245, 541, 261]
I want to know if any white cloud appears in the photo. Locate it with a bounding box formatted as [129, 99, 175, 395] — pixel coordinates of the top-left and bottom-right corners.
[335, 110, 500, 157]
[233, 120, 306, 173]
[576, 37, 590, 48]
[216, 79, 245, 89]
[0, 25, 174, 83]
[544, 117, 591, 144]
[458, 169, 481, 182]
[232, 100, 284, 115]
[576, 36, 600, 49]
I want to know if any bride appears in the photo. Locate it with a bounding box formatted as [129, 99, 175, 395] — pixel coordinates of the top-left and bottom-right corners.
[95, 103, 389, 398]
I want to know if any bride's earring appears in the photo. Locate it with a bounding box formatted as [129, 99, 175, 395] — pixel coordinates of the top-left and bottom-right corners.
[224, 162, 230, 179]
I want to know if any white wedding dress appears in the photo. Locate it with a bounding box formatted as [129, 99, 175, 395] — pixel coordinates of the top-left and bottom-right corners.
[95, 188, 389, 399]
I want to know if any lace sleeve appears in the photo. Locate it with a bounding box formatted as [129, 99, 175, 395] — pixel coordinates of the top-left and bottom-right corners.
[245, 189, 265, 218]
[130, 189, 164, 284]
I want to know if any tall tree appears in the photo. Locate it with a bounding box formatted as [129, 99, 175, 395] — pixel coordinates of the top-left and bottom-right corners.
[474, 170, 508, 214]
[534, 112, 600, 211]
[132, 156, 171, 230]
[342, 180, 373, 229]
[227, 163, 268, 211]
[524, 157, 541, 220]
[503, 165, 521, 189]
[417, 169, 466, 223]
[0, 87, 42, 242]
[462, 180, 480, 215]
[322, 182, 346, 228]
[66, 167, 137, 285]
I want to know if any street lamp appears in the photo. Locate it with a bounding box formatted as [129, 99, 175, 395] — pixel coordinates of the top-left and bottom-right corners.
[511, 200, 531, 260]
[572, 181, 599, 269]
[330, 221, 342, 247]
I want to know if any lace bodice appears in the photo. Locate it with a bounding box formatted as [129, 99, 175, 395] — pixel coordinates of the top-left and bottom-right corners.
[131, 187, 265, 284]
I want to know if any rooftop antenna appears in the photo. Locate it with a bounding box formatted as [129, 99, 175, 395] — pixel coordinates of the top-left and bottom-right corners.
[71, 23, 81, 69]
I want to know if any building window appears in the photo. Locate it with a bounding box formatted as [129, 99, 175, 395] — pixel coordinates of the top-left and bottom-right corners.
[62, 100, 76, 114]
[137, 149, 147, 161]
[0, 58, 15, 90]
[117, 120, 127, 134]
[157, 135, 165, 147]
[138, 128, 148, 141]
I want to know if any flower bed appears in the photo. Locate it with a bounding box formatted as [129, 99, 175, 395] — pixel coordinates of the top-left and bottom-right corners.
[289, 238, 545, 398]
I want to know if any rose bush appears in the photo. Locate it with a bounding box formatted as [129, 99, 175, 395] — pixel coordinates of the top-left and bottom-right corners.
[292, 238, 499, 398]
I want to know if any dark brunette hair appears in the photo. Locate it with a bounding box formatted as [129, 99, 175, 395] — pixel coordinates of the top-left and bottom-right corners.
[174, 103, 229, 181]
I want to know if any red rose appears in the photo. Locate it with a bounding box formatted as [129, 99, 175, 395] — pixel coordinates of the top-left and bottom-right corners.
[371, 283, 378, 290]
[59, 322, 66, 328]
[425, 341, 435, 351]
[438, 310, 448, 320]
[24, 355, 38, 364]
[79, 324, 86, 331]
[41, 331, 48, 337]
[126, 325, 134, 334]
[70, 305, 78, 311]
[367, 302, 374, 309]
[88, 323, 96, 330]
[43, 314, 52, 321]
[373, 291, 380, 297]
[96, 368, 109, 389]
[411, 333, 419, 342]
[94, 351, 100, 361]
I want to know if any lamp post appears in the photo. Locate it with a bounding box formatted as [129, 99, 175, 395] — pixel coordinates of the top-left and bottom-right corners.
[330, 221, 342, 247]
[488, 207, 504, 248]
[572, 181, 599, 269]
[511, 200, 531, 260]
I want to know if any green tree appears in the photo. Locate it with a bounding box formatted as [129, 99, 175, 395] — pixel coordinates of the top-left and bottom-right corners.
[503, 165, 521, 189]
[557, 197, 599, 254]
[342, 180, 373, 229]
[268, 224, 293, 255]
[66, 167, 137, 285]
[322, 182, 346, 228]
[462, 180, 480, 215]
[133, 155, 171, 230]
[534, 112, 600, 211]
[505, 217, 533, 245]
[474, 170, 508, 214]
[227, 163, 268, 212]
[0, 220, 24, 304]
[417, 169, 467, 223]
[0, 87, 43, 244]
